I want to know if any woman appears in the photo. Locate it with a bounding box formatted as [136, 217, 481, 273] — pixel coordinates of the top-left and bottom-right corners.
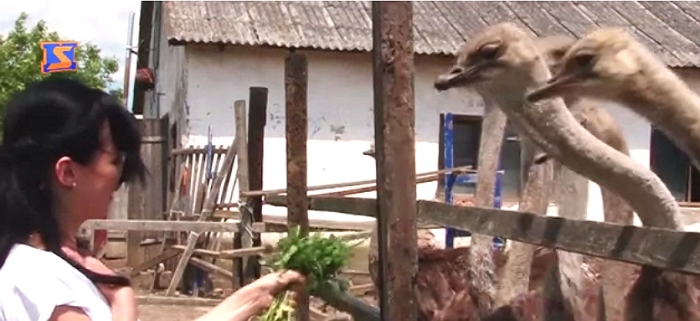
[0, 77, 304, 321]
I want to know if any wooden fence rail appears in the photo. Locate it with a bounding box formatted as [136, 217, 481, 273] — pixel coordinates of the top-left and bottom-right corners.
[266, 195, 700, 276]
[82, 219, 266, 233]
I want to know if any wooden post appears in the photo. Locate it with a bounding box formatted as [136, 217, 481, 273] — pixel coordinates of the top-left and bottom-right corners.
[285, 51, 310, 321]
[127, 117, 168, 267]
[233, 100, 254, 286]
[371, 3, 418, 321]
[245, 87, 268, 280]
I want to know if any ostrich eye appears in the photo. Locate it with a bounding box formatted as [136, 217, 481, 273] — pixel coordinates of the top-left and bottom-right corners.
[477, 43, 502, 60]
[550, 49, 566, 60]
[572, 52, 596, 70]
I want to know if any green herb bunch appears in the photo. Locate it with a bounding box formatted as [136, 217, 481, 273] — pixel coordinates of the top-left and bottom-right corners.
[271, 226, 353, 293]
[258, 227, 355, 321]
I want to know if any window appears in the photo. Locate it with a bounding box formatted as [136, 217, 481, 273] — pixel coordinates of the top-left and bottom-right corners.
[437, 114, 522, 203]
[650, 127, 700, 203]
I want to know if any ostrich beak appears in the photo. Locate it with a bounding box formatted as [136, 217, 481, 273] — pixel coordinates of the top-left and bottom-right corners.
[526, 73, 579, 103]
[434, 64, 483, 91]
[362, 148, 376, 158]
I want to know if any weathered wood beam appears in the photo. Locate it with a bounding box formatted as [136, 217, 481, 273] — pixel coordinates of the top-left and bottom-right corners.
[213, 209, 375, 231]
[81, 220, 265, 233]
[266, 195, 377, 217]
[372, 2, 418, 321]
[417, 200, 700, 275]
[241, 165, 473, 197]
[268, 195, 700, 275]
[128, 247, 180, 277]
[246, 86, 268, 281]
[286, 50, 311, 321]
[234, 99, 255, 286]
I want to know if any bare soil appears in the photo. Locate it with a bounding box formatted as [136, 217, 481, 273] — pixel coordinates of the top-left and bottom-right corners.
[139, 305, 212, 321]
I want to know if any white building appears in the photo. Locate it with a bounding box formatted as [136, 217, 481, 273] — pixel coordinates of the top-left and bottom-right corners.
[136, 1, 700, 233]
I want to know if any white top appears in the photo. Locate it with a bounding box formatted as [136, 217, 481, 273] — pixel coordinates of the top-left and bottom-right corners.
[0, 244, 112, 321]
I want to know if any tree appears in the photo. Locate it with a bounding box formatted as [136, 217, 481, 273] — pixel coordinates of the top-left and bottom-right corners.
[0, 12, 121, 112]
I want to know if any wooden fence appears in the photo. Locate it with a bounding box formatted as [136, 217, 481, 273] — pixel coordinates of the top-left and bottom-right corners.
[260, 194, 700, 321]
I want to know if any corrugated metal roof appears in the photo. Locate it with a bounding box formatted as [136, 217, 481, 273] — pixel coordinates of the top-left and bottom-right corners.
[163, 1, 700, 67]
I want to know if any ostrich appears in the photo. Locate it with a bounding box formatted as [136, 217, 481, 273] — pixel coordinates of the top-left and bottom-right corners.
[525, 27, 700, 173]
[432, 23, 680, 230]
[525, 27, 700, 321]
[433, 22, 682, 320]
[533, 34, 638, 321]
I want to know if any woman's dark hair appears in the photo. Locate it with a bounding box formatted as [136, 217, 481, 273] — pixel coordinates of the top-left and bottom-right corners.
[0, 76, 147, 286]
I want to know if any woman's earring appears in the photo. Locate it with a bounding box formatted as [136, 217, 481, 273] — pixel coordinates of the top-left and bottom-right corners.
[71, 182, 77, 188]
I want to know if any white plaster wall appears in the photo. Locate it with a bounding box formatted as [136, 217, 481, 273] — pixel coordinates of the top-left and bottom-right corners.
[175, 44, 654, 243]
[182, 45, 480, 207]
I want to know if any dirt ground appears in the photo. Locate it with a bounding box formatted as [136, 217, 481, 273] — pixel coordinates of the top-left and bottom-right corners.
[139, 305, 213, 321]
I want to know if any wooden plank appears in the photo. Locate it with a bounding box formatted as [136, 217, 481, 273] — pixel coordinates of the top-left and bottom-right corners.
[81, 220, 265, 233]
[189, 257, 234, 280]
[165, 133, 240, 296]
[246, 86, 268, 280]
[372, 3, 418, 321]
[266, 195, 377, 218]
[212, 209, 376, 231]
[170, 244, 271, 259]
[171, 146, 228, 157]
[270, 196, 700, 274]
[128, 247, 180, 277]
[312, 173, 441, 197]
[170, 245, 222, 257]
[265, 195, 441, 230]
[417, 200, 700, 275]
[219, 246, 271, 259]
[242, 165, 474, 197]
[286, 51, 311, 321]
[234, 100, 254, 287]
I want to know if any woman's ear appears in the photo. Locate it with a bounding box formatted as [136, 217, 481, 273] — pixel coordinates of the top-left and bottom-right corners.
[54, 156, 78, 188]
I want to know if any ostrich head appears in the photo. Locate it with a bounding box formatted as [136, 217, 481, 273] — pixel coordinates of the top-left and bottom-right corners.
[434, 23, 545, 94]
[526, 28, 649, 103]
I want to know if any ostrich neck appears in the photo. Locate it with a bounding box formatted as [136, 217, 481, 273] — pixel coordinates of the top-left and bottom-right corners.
[486, 60, 681, 231]
[620, 70, 700, 172]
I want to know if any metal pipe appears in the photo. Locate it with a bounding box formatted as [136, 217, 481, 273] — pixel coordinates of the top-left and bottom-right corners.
[122, 11, 135, 108]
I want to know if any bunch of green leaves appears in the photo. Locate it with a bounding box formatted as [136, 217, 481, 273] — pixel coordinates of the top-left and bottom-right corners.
[270, 226, 353, 293]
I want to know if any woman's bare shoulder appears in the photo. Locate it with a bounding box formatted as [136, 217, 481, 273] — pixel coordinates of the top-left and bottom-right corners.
[49, 306, 92, 321]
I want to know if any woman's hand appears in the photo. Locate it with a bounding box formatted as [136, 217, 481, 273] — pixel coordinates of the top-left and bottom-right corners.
[198, 270, 306, 321]
[62, 246, 138, 321]
[244, 270, 307, 308]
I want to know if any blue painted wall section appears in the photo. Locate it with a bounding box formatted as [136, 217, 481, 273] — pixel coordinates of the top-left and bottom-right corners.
[443, 113, 505, 250]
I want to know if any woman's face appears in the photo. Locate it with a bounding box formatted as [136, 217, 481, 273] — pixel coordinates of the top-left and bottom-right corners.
[55, 121, 126, 223]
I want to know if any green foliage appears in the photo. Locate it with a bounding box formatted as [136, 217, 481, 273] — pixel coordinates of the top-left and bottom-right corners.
[259, 227, 354, 321]
[272, 226, 353, 293]
[0, 12, 120, 120]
